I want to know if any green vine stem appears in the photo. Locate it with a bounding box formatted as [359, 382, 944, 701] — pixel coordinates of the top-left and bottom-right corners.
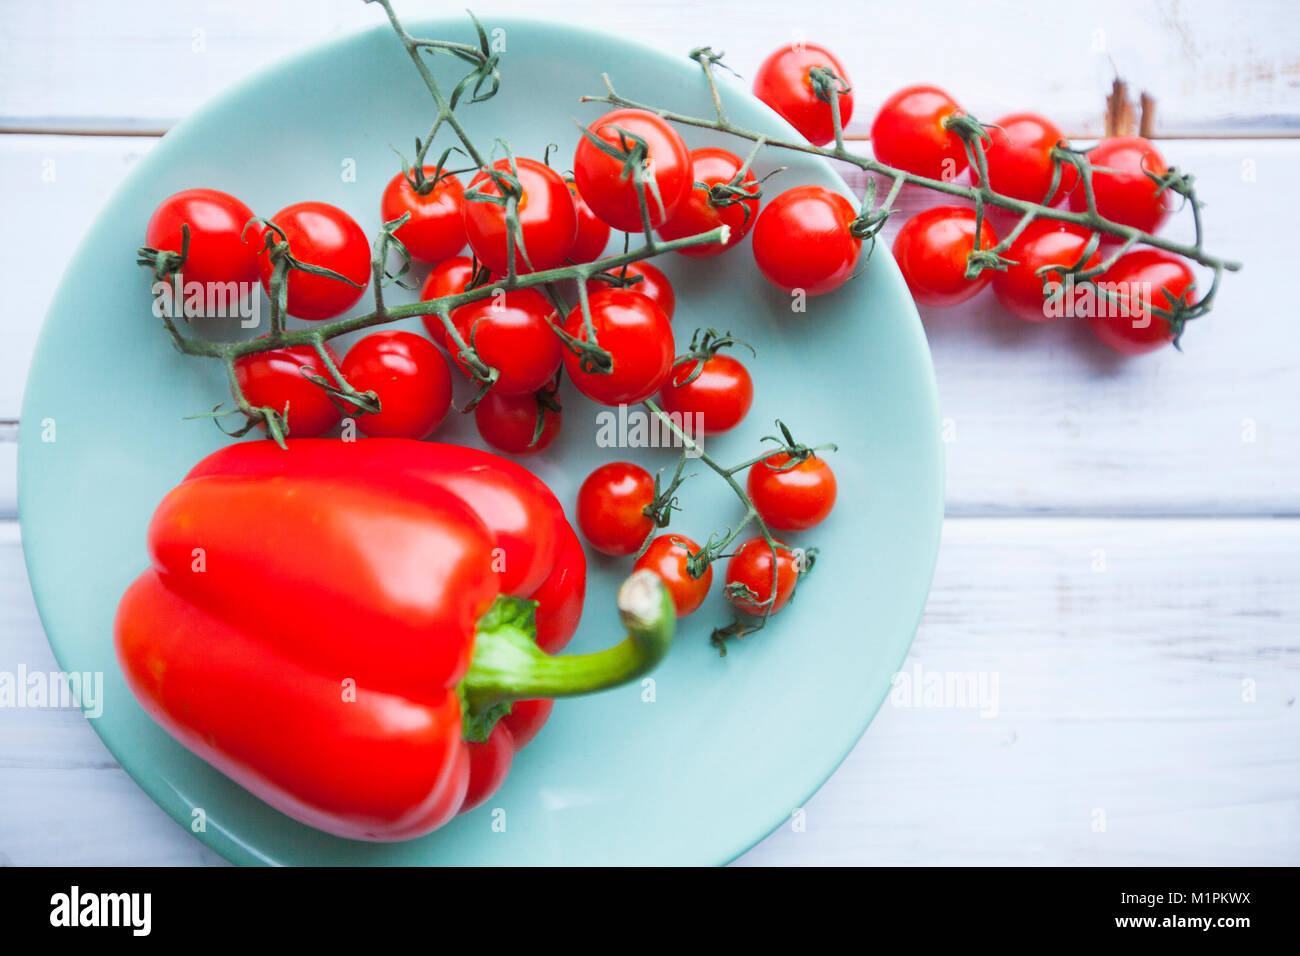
[641, 397, 824, 653]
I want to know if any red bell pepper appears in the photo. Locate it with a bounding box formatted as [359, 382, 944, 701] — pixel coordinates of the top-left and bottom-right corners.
[114, 439, 674, 842]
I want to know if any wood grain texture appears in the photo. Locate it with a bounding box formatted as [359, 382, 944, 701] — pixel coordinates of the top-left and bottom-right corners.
[1, 137, 1294, 516]
[3, 518, 1295, 865]
[2, 0, 1298, 136]
[741, 516, 1300, 865]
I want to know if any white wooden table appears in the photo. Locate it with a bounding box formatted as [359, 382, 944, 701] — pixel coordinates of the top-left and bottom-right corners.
[1, 0, 1296, 866]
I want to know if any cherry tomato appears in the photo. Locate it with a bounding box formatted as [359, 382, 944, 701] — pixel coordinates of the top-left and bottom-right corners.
[474, 388, 562, 456]
[500, 699, 554, 749]
[724, 537, 802, 616]
[659, 353, 753, 434]
[419, 255, 484, 349]
[463, 157, 577, 274]
[576, 461, 655, 557]
[450, 288, 563, 395]
[232, 344, 341, 438]
[1068, 136, 1172, 235]
[573, 108, 691, 232]
[566, 180, 612, 264]
[340, 330, 453, 439]
[144, 188, 259, 285]
[258, 201, 370, 321]
[562, 289, 675, 406]
[381, 168, 466, 264]
[1087, 249, 1196, 355]
[870, 85, 968, 182]
[892, 205, 998, 307]
[751, 185, 861, 296]
[657, 147, 761, 257]
[991, 221, 1101, 322]
[980, 113, 1076, 205]
[752, 43, 854, 147]
[585, 260, 676, 319]
[633, 534, 713, 617]
[747, 453, 837, 531]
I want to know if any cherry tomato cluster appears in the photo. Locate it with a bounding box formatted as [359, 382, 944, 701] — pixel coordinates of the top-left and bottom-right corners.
[869, 84, 1196, 354]
[744, 42, 1203, 354]
[145, 188, 453, 440]
[143, 105, 781, 451]
[748, 45, 863, 299]
[575, 432, 837, 630]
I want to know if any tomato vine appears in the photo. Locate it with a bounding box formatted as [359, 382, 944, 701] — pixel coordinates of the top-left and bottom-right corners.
[584, 49, 1242, 346]
[142, 1, 728, 439]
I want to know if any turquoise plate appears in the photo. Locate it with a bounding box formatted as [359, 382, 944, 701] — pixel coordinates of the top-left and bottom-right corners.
[19, 15, 942, 865]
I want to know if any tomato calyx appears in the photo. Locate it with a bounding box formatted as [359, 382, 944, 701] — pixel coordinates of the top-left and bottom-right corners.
[711, 544, 819, 656]
[702, 176, 764, 221]
[525, 375, 564, 449]
[458, 574, 676, 742]
[574, 120, 670, 232]
[692, 173, 769, 244]
[846, 175, 905, 245]
[1100, 269, 1200, 350]
[247, 217, 367, 331]
[136, 222, 191, 280]
[370, 212, 425, 294]
[633, 457, 691, 557]
[682, 529, 731, 581]
[398, 143, 473, 196]
[299, 353, 382, 418]
[694, 145, 774, 225]
[462, 151, 538, 274]
[758, 419, 837, 470]
[185, 398, 291, 445]
[847, 203, 891, 245]
[670, 327, 755, 389]
[940, 110, 992, 158]
[963, 240, 1013, 280]
[551, 292, 615, 377]
[807, 65, 851, 106]
[688, 45, 735, 75]
[248, 218, 368, 289]
[1144, 163, 1197, 211]
[419, 9, 502, 113]
[1154, 283, 1200, 349]
[587, 264, 644, 294]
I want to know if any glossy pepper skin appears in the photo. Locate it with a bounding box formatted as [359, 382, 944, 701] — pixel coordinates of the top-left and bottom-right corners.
[114, 440, 673, 843]
[185, 439, 586, 817]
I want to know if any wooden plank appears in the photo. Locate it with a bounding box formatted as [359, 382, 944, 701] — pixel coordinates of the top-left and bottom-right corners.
[1, 0, 1297, 136]
[0, 135, 154, 425]
[0, 439, 13, 520]
[3, 517, 1297, 865]
[1, 135, 1295, 516]
[741, 515, 1300, 865]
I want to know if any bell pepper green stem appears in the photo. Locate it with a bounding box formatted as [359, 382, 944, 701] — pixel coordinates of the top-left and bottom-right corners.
[458, 572, 675, 740]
